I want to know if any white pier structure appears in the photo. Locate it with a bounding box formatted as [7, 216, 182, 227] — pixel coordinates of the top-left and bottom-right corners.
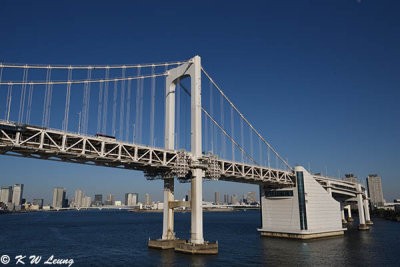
[0, 56, 371, 254]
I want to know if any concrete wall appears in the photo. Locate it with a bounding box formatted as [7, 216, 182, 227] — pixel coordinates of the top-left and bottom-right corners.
[301, 166, 343, 232]
[259, 166, 343, 235]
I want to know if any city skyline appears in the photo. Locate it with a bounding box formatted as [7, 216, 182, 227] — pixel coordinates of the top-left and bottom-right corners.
[0, 0, 399, 203]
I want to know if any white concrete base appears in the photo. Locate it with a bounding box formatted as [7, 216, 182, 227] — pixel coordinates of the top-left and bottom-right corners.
[259, 229, 345, 239]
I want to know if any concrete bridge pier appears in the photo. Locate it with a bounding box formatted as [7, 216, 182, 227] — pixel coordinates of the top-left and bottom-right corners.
[341, 204, 347, 225]
[346, 205, 354, 222]
[357, 184, 370, 230]
[364, 193, 373, 226]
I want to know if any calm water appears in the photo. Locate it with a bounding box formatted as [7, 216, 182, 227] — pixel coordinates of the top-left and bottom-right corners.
[1, 210, 399, 266]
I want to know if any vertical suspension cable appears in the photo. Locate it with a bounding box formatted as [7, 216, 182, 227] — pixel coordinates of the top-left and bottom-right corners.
[5, 84, 13, 121]
[230, 106, 234, 161]
[96, 80, 104, 134]
[26, 83, 34, 124]
[267, 147, 271, 168]
[125, 79, 132, 142]
[150, 65, 156, 146]
[119, 67, 126, 140]
[209, 79, 213, 153]
[258, 138, 262, 167]
[220, 92, 225, 158]
[18, 66, 28, 123]
[63, 67, 72, 131]
[250, 127, 253, 162]
[204, 102, 208, 153]
[42, 67, 51, 127]
[102, 67, 109, 134]
[82, 68, 92, 134]
[134, 66, 141, 143]
[112, 80, 118, 137]
[139, 77, 144, 143]
[240, 117, 244, 163]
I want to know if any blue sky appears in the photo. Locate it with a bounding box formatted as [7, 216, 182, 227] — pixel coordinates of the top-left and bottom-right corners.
[0, 0, 399, 204]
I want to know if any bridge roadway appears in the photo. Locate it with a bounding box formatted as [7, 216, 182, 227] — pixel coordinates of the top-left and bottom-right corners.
[0, 120, 293, 186]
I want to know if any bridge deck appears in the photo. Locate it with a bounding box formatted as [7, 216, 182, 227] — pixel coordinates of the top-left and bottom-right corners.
[0, 121, 294, 186]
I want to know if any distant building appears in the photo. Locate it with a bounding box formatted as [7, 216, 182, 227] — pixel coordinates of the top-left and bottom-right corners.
[344, 174, 358, 184]
[185, 195, 189, 201]
[367, 174, 384, 208]
[0, 186, 13, 204]
[33, 199, 44, 209]
[94, 194, 103, 206]
[82, 196, 91, 208]
[125, 193, 138, 206]
[145, 193, 151, 205]
[12, 184, 24, 207]
[52, 187, 66, 208]
[214, 192, 220, 204]
[224, 194, 229, 204]
[75, 190, 84, 208]
[248, 191, 257, 204]
[187, 190, 191, 201]
[231, 194, 239, 205]
[105, 194, 114, 205]
[242, 194, 247, 204]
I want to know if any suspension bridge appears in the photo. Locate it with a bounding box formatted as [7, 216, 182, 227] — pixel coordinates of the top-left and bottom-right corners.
[0, 56, 371, 254]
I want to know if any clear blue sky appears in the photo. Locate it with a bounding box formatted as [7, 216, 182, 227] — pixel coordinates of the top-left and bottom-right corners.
[0, 0, 399, 204]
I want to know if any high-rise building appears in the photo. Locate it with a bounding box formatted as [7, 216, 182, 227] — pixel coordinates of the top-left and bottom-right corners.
[0, 186, 13, 204]
[242, 194, 247, 203]
[145, 193, 151, 205]
[344, 174, 358, 184]
[367, 174, 384, 208]
[74, 190, 84, 208]
[33, 199, 44, 209]
[105, 194, 114, 205]
[231, 194, 239, 205]
[12, 184, 24, 206]
[82, 196, 91, 207]
[94, 194, 103, 206]
[125, 193, 138, 206]
[52, 187, 66, 208]
[214, 192, 220, 204]
[187, 190, 191, 201]
[248, 191, 257, 204]
[224, 194, 229, 204]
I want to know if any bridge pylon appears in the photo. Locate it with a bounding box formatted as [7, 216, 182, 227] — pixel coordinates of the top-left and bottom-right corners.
[148, 56, 218, 254]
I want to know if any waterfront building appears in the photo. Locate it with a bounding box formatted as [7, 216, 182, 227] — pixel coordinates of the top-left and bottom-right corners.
[105, 194, 114, 205]
[344, 173, 358, 184]
[0, 186, 13, 204]
[115, 200, 122, 206]
[367, 174, 384, 208]
[145, 193, 151, 205]
[74, 189, 84, 208]
[248, 191, 257, 204]
[125, 193, 138, 206]
[224, 194, 229, 204]
[82, 196, 91, 207]
[94, 194, 103, 206]
[12, 184, 24, 207]
[214, 192, 220, 204]
[32, 199, 44, 209]
[52, 187, 66, 208]
[231, 194, 239, 205]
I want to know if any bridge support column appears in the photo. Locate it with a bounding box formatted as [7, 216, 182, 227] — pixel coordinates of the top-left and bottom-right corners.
[190, 168, 204, 244]
[357, 184, 369, 230]
[346, 205, 354, 222]
[364, 197, 373, 226]
[341, 204, 347, 224]
[162, 178, 175, 240]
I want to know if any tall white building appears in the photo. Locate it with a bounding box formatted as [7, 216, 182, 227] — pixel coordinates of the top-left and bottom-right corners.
[0, 186, 13, 204]
[145, 193, 151, 205]
[248, 191, 257, 203]
[52, 187, 66, 208]
[75, 189, 84, 208]
[82, 196, 91, 208]
[214, 192, 220, 204]
[12, 184, 24, 206]
[231, 194, 239, 205]
[125, 193, 138, 206]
